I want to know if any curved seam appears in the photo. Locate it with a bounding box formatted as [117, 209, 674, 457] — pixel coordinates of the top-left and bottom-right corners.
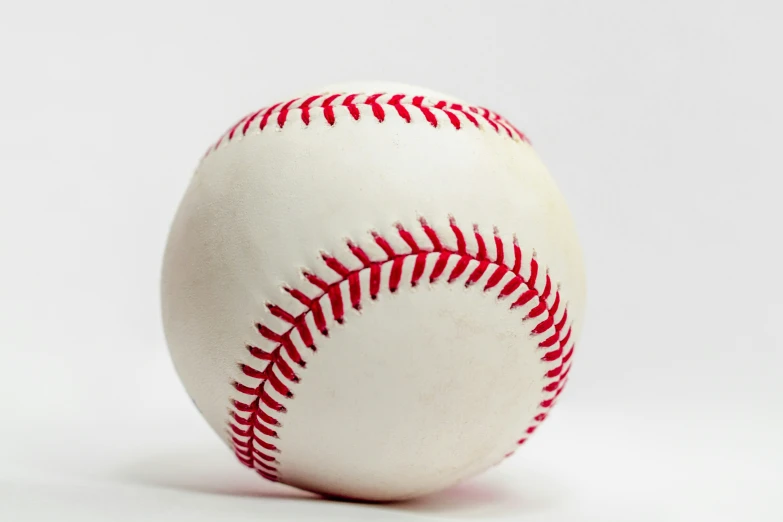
[205, 93, 530, 158]
[228, 218, 575, 482]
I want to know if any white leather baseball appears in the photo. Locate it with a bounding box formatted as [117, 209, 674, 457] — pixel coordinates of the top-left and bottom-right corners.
[161, 82, 586, 502]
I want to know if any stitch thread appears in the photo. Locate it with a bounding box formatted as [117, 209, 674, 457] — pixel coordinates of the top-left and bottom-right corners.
[207, 93, 530, 157]
[229, 218, 574, 481]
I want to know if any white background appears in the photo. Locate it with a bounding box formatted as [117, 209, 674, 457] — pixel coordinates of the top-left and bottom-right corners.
[1, 1, 781, 520]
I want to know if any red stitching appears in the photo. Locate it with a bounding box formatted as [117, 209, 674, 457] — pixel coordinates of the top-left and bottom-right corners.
[228, 218, 575, 482]
[207, 93, 531, 155]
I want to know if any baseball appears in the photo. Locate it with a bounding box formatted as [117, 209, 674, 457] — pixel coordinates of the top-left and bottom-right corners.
[161, 82, 586, 502]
